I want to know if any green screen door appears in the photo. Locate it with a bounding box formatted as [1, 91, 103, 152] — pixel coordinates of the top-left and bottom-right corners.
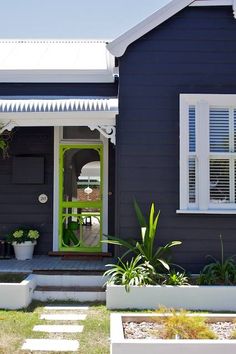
[59, 145, 103, 252]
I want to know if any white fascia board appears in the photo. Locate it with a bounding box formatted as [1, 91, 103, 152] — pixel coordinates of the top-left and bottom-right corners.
[0, 111, 117, 128]
[0, 70, 115, 83]
[107, 0, 195, 57]
[190, 0, 232, 6]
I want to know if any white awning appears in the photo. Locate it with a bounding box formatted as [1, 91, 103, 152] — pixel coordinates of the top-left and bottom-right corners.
[0, 96, 118, 143]
[0, 40, 116, 83]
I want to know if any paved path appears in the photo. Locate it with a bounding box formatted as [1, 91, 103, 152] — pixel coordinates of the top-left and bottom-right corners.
[21, 305, 89, 352]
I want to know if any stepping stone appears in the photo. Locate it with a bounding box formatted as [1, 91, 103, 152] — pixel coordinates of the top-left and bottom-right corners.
[21, 339, 79, 352]
[33, 324, 84, 333]
[44, 306, 89, 311]
[41, 313, 87, 321]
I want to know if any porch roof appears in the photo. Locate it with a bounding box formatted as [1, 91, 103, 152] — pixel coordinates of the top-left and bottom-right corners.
[0, 96, 118, 143]
[0, 40, 116, 83]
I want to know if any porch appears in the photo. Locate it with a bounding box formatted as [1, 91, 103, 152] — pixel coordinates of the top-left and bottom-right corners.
[0, 255, 113, 273]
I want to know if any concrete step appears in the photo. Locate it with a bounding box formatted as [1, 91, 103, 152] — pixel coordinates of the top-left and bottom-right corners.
[34, 273, 107, 287]
[33, 285, 106, 302]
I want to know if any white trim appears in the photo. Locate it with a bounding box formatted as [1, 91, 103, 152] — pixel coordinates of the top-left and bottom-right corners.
[196, 100, 209, 210]
[179, 97, 189, 210]
[177, 209, 236, 214]
[107, 0, 234, 57]
[0, 70, 115, 83]
[100, 134, 109, 253]
[53, 127, 60, 252]
[190, 0, 232, 6]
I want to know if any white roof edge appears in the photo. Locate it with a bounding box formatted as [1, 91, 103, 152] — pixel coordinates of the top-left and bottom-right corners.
[107, 0, 234, 57]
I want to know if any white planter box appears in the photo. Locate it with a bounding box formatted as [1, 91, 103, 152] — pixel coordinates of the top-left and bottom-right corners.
[106, 285, 236, 311]
[0, 274, 36, 309]
[110, 313, 236, 354]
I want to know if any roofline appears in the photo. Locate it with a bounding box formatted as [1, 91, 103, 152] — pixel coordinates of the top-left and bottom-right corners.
[107, 0, 235, 57]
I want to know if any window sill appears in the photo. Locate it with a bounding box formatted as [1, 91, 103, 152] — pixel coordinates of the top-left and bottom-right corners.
[176, 209, 236, 215]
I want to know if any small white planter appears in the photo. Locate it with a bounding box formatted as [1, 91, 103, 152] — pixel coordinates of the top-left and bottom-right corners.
[106, 285, 236, 311]
[111, 313, 236, 354]
[13, 241, 36, 260]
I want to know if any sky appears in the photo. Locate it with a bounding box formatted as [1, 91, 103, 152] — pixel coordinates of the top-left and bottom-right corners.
[0, 0, 170, 39]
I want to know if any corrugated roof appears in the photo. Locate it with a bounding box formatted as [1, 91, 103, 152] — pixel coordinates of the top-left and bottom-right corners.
[0, 40, 115, 82]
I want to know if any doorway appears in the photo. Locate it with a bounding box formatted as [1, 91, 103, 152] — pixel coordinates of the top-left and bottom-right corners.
[59, 144, 103, 252]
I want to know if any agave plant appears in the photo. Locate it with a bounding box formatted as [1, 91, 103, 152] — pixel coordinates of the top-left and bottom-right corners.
[102, 200, 181, 272]
[104, 255, 156, 292]
[198, 235, 236, 285]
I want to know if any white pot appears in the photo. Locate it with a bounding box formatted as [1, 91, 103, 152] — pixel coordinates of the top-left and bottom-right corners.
[13, 241, 36, 260]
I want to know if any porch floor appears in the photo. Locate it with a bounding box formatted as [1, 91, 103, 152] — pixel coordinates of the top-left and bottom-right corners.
[0, 255, 114, 273]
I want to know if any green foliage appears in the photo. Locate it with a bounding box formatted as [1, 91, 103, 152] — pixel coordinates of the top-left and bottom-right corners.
[0, 126, 12, 159]
[104, 255, 156, 292]
[102, 200, 181, 272]
[153, 309, 217, 339]
[164, 270, 189, 286]
[7, 228, 40, 244]
[197, 235, 236, 285]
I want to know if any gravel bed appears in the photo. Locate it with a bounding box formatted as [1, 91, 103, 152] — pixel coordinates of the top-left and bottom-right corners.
[123, 321, 236, 340]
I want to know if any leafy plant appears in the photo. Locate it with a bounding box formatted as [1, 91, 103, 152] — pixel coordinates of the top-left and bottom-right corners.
[197, 235, 236, 285]
[103, 255, 156, 292]
[164, 270, 189, 286]
[0, 126, 12, 159]
[102, 200, 181, 272]
[152, 309, 216, 339]
[7, 228, 40, 244]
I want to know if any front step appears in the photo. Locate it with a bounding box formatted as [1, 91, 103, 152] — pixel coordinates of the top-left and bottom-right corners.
[32, 271, 107, 302]
[33, 285, 105, 302]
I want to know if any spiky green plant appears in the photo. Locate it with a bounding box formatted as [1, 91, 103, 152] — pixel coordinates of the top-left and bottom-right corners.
[104, 255, 156, 292]
[197, 235, 236, 285]
[102, 200, 181, 272]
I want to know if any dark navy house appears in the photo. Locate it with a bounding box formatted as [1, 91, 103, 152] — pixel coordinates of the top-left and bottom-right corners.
[1, 0, 236, 272]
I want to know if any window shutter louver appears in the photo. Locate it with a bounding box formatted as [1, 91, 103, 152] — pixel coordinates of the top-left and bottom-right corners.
[210, 108, 229, 152]
[189, 106, 195, 152]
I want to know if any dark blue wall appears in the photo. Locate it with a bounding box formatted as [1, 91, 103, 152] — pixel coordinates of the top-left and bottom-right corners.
[117, 6, 236, 272]
[0, 127, 54, 254]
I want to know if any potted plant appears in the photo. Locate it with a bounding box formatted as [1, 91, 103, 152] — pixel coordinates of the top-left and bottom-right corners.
[7, 228, 40, 260]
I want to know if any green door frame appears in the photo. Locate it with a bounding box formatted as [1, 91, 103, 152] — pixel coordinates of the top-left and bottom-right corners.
[59, 144, 103, 252]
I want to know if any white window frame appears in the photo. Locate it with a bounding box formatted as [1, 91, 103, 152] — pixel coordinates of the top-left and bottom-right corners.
[177, 94, 236, 214]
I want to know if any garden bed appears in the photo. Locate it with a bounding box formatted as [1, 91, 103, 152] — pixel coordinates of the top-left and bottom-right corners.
[106, 284, 236, 311]
[110, 313, 236, 354]
[0, 274, 36, 309]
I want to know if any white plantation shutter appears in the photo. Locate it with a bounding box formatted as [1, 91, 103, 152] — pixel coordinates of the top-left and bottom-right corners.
[189, 158, 196, 203]
[188, 106, 196, 205]
[180, 95, 236, 213]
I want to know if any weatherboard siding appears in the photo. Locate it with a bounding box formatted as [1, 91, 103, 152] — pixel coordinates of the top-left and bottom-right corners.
[0, 127, 53, 255]
[117, 6, 236, 272]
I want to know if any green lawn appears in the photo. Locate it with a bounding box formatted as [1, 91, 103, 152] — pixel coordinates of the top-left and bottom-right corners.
[0, 302, 110, 354]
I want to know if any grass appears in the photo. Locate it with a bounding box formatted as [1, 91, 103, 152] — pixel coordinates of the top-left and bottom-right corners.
[0, 301, 110, 354]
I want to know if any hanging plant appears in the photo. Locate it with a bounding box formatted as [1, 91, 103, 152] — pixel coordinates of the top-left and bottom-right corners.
[0, 125, 13, 159]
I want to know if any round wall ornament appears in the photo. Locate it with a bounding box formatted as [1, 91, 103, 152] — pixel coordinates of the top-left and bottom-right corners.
[38, 194, 48, 204]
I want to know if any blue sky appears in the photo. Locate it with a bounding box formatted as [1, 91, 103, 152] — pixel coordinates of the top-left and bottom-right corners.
[0, 0, 170, 39]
